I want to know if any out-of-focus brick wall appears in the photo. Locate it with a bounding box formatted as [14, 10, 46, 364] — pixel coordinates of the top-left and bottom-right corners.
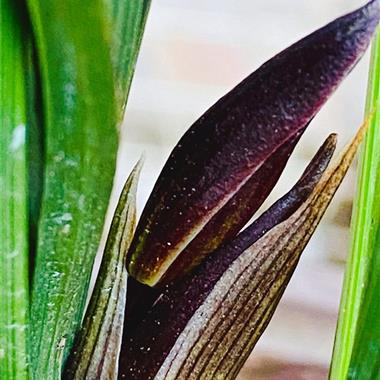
[112, 1, 370, 378]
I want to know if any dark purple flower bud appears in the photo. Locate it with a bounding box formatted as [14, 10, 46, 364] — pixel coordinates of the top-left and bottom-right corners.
[127, 0, 380, 286]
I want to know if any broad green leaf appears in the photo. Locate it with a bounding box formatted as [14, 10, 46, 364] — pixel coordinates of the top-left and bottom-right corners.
[64, 160, 142, 380]
[0, 1, 29, 378]
[331, 30, 380, 379]
[27, 1, 119, 378]
[120, 117, 370, 379]
[105, 0, 151, 112]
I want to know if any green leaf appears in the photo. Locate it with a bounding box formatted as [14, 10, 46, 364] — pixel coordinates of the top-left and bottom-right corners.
[330, 30, 380, 379]
[64, 160, 142, 380]
[27, 1, 119, 378]
[348, 227, 380, 378]
[105, 0, 151, 112]
[0, 1, 29, 378]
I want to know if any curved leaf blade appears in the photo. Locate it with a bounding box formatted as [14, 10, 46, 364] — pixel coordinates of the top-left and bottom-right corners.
[64, 160, 142, 380]
[331, 30, 380, 380]
[330, 31, 380, 380]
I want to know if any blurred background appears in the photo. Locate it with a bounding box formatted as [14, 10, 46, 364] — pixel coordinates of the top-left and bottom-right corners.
[113, 1, 370, 378]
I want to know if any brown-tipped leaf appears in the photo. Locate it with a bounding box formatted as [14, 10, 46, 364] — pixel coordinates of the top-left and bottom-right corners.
[64, 160, 142, 380]
[127, 0, 380, 286]
[118, 128, 358, 379]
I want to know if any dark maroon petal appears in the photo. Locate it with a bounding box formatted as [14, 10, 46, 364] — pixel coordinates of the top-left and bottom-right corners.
[158, 130, 304, 284]
[127, 0, 380, 286]
[118, 134, 337, 379]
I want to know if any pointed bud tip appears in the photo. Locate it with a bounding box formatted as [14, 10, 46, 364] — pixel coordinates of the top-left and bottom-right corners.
[125, 1, 380, 289]
[367, 0, 380, 11]
[358, 0, 380, 26]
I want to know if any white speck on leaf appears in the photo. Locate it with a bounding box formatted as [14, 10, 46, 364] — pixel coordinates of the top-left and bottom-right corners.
[62, 213, 72, 221]
[61, 224, 71, 234]
[57, 337, 66, 350]
[9, 124, 25, 152]
[7, 250, 19, 259]
[52, 212, 73, 225]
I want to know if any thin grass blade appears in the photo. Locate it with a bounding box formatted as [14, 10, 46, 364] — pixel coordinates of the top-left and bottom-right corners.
[330, 30, 380, 380]
[0, 1, 29, 378]
[64, 160, 142, 380]
[347, 226, 380, 379]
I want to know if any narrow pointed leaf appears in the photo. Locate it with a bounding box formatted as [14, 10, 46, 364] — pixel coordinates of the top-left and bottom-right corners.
[27, 1, 118, 377]
[348, 229, 380, 379]
[333, 32, 380, 379]
[119, 117, 369, 379]
[0, 1, 29, 378]
[64, 160, 142, 380]
[127, 0, 380, 286]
